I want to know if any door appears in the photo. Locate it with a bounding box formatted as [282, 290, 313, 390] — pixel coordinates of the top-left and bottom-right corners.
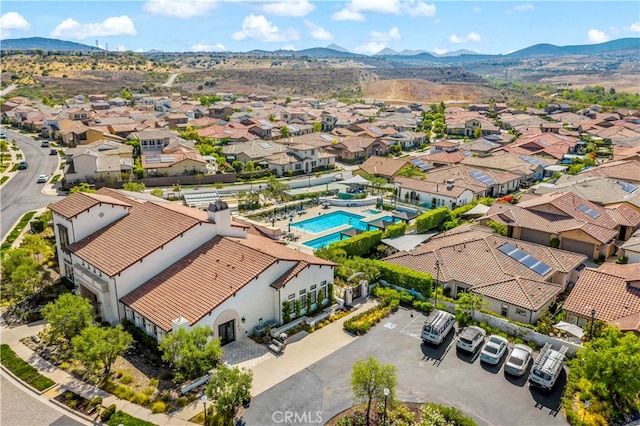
[218, 320, 235, 346]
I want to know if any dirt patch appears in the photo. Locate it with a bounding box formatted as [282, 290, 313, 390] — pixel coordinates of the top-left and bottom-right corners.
[363, 79, 502, 103]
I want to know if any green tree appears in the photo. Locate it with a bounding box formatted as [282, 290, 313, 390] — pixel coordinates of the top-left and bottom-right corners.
[69, 183, 96, 193]
[0, 248, 44, 302]
[72, 325, 132, 376]
[245, 161, 255, 173]
[42, 96, 52, 107]
[313, 122, 322, 132]
[351, 357, 398, 426]
[473, 127, 482, 138]
[285, 96, 291, 104]
[280, 126, 290, 138]
[232, 160, 244, 173]
[20, 234, 54, 263]
[123, 182, 146, 192]
[159, 325, 223, 383]
[205, 364, 253, 422]
[571, 327, 640, 417]
[150, 188, 164, 198]
[486, 219, 507, 236]
[42, 293, 94, 344]
[265, 176, 290, 203]
[455, 292, 486, 326]
[125, 138, 140, 158]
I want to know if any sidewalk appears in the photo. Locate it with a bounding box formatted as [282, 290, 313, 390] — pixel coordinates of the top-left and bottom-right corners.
[1, 297, 377, 425]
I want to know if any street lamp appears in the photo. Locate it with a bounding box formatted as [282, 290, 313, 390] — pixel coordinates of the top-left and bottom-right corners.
[200, 394, 208, 425]
[434, 260, 440, 308]
[383, 387, 390, 426]
[589, 308, 596, 340]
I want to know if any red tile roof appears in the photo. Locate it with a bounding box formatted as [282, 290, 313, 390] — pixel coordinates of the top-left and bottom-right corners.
[49, 191, 132, 220]
[563, 264, 640, 331]
[473, 277, 563, 311]
[68, 201, 202, 276]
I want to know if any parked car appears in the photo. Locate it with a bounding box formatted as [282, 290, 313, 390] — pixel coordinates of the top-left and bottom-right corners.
[456, 326, 486, 354]
[480, 335, 509, 364]
[421, 309, 455, 346]
[529, 344, 568, 390]
[504, 343, 534, 376]
[37, 174, 48, 183]
[18, 161, 28, 170]
[41, 140, 50, 147]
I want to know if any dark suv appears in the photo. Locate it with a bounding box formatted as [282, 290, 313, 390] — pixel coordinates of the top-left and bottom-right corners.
[18, 161, 28, 170]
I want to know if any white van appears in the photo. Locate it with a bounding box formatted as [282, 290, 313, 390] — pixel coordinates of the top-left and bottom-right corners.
[529, 344, 567, 390]
[421, 309, 455, 345]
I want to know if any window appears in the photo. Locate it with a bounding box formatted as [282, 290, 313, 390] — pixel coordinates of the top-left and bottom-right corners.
[311, 290, 317, 305]
[300, 295, 307, 310]
[288, 293, 295, 300]
[57, 224, 70, 250]
[310, 285, 316, 290]
[125, 307, 132, 321]
[299, 289, 306, 295]
[295, 164, 301, 170]
[577, 317, 588, 327]
[515, 308, 527, 316]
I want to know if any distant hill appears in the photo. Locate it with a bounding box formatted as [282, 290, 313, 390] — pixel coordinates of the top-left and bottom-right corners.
[326, 44, 349, 53]
[507, 38, 640, 58]
[294, 47, 362, 58]
[0, 37, 101, 51]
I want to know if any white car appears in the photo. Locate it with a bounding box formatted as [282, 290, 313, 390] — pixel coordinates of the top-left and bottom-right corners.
[37, 174, 48, 183]
[480, 335, 509, 365]
[504, 344, 534, 376]
[456, 326, 486, 354]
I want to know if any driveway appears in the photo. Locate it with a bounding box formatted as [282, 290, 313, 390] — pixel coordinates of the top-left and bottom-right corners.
[242, 308, 567, 426]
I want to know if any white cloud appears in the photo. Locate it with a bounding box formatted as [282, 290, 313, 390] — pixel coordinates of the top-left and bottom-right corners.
[370, 27, 401, 42]
[587, 29, 610, 43]
[331, 9, 364, 21]
[232, 14, 298, 42]
[449, 32, 481, 44]
[190, 42, 226, 52]
[433, 47, 448, 55]
[50, 16, 137, 39]
[142, 0, 217, 19]
[512, 3, 534, 12]
[0, 12, 30, 38]
[261, 0, 315, 17]
[625, 22, 640, 33]
[402, 1, 436, 18]
[304, 20, 333, 41]
[332, 0, 433, 20]
[353, 41, 386, 55]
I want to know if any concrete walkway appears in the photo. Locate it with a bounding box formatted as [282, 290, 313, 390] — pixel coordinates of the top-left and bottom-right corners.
[0, 298, 377, 425]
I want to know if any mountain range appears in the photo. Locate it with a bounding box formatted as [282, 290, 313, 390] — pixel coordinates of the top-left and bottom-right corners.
[1, 36, 638, 62]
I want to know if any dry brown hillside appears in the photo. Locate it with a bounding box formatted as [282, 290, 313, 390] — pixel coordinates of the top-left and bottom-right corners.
[363, 79, 502, 103]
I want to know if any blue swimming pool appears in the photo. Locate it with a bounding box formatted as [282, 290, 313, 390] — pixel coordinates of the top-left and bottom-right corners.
[291, 211, 367, 234]
[302, 214, 397, 249]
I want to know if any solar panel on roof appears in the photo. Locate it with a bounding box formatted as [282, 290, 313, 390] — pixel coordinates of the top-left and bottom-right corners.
[159, 155, 175, 162]
[367, 126, 383, 135]
[146, 157, 161, 163]
[497, 242, 552, 276]
[577, 204, 601, 219]
[519, 154, 547, 166]
[538, 140, 550, 147]
[470, 169, 495, 185]
[410, 158, 432, 171]
[258, 142, 273, 150]
[616, 181, 638, 193]
[462, 150, 472, 157]
[320, 134, 333, 142]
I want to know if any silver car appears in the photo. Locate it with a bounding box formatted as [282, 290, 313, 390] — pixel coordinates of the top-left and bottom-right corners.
[456, 326, 486, 354]
[504, 343, 534, 376]
[480, 335, 509, 365]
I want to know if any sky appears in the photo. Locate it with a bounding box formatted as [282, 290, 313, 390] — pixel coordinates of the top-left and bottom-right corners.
[1, 1, 639, 55]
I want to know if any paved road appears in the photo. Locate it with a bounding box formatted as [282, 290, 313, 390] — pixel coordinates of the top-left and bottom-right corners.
[0, 84, 18, 97]
[0, 372, 87, 426]
[0, 128, 64, 238]
[162, 73, 180, 87]
[243, 308, 568, 426]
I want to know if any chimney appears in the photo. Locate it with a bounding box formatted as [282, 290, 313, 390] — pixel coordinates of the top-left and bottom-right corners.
[171, 317, 190, 332]
[207, 200, 231, 234]
[447, 179, 454, 189]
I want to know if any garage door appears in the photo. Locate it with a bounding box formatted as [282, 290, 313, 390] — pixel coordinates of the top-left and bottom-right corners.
[520, 229, 551, 246]
[561, 238, 595, 258]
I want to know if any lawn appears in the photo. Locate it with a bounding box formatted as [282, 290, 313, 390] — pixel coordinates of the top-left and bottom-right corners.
[0, 344, 56, 391]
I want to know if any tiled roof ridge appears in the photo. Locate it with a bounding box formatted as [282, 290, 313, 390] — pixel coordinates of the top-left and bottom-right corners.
[588, 266, 639, 281]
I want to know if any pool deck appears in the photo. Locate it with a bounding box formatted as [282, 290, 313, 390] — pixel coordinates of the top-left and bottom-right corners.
[260, 204, 393, 254]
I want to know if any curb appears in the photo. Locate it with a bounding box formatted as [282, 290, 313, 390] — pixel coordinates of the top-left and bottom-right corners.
[0, 363, 57, 396]
[48, 392, 102, 425]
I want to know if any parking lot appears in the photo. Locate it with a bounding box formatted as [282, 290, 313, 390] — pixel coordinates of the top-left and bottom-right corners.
[243, 307, 567, 426]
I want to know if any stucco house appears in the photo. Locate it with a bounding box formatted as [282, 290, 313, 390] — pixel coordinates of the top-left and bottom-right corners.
[385, 225, 586, 324]
[49, 189, 335, 344]
[393, 176, 474, 209]
[479, 191, 640, 259]
[63, 140, 134, 186]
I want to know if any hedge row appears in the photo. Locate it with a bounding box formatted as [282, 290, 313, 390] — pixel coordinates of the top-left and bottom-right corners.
[416, 207, 450, 234]
[330, 229, 383, 258]
[0, 344, 55, 391]
[383, 221, 406, 238]
[343, 299, 399, 335]
[374, 261, 433, 297]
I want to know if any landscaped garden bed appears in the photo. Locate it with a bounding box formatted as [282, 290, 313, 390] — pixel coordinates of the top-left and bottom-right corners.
[0, 344, 55, 391]
[53, 389, 102, 417]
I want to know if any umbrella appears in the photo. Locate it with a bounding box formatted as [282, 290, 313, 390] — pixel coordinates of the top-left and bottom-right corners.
[554, 321, 584, 338]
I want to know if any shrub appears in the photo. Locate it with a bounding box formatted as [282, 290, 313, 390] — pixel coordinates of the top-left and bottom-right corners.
[89, 396, 103, 408]
[131, 392, 151, 406]
[101, 404, 117, 422]
[343, 303, 398, 335]
[416, 207, 450, 233]
[120, 374, 134, 385]
[148, 378, 159, 388]
[151, 401, 166, 413]
[107, 410, 157, 426]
